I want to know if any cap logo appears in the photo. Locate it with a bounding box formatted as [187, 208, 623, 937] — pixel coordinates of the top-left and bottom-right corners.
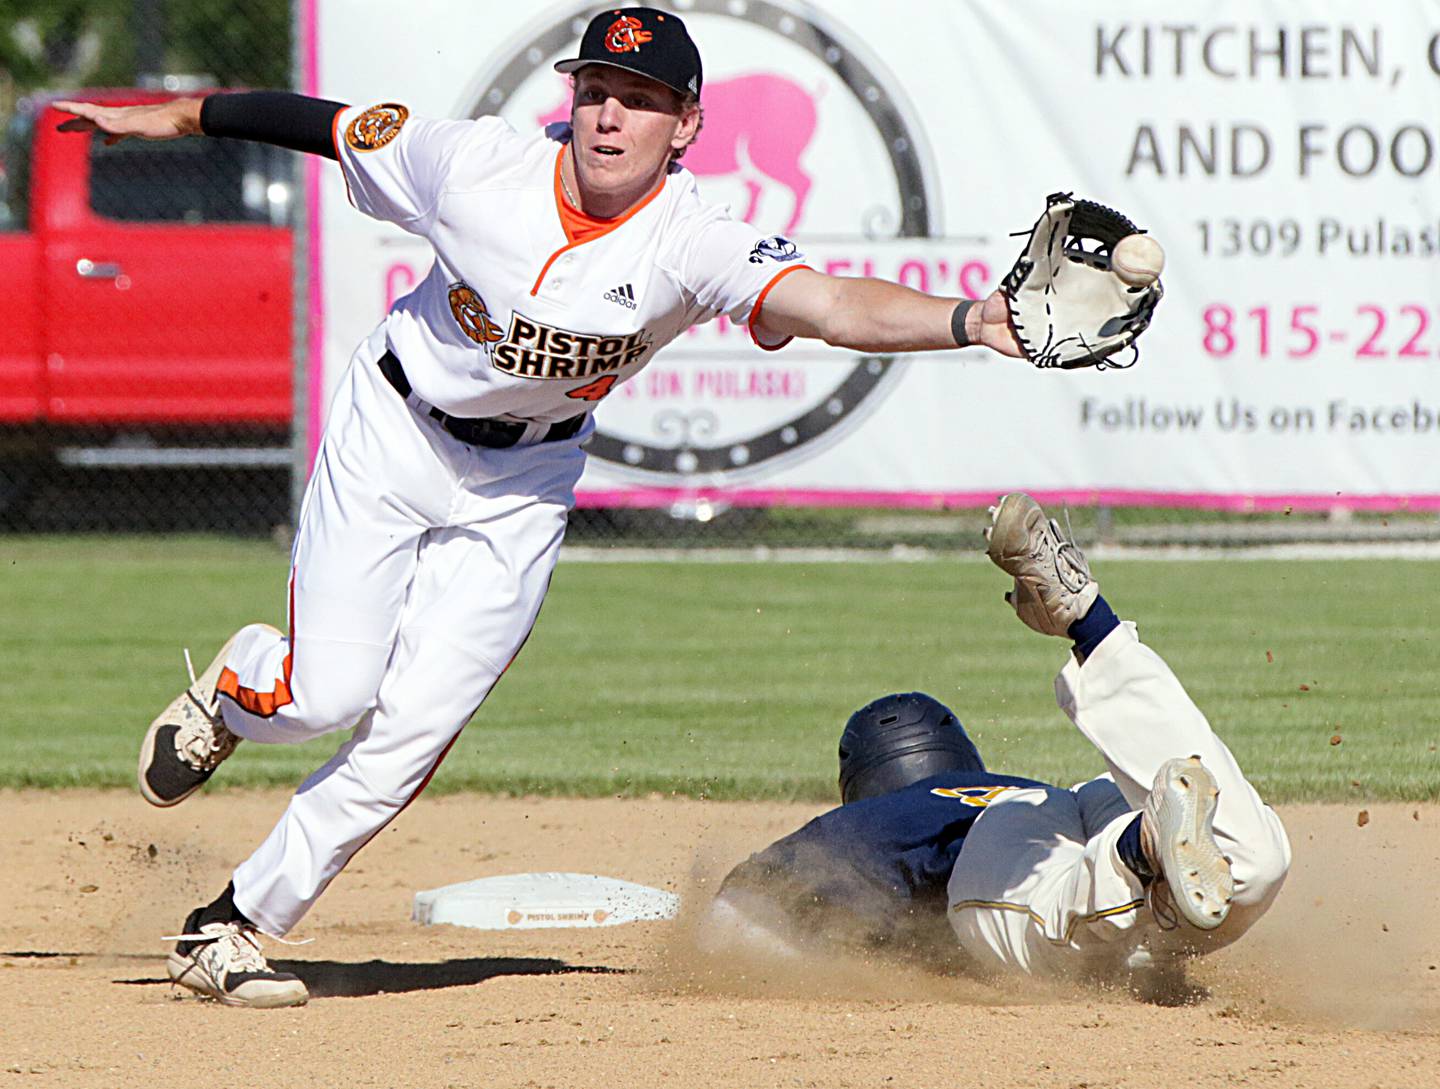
[604, 15, 652, 53]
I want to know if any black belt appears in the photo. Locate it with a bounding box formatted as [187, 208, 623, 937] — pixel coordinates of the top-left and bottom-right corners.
[378, 350, 585, 449]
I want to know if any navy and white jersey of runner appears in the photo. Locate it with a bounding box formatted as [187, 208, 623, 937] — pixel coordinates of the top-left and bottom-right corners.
[718, 770, 1049, 951]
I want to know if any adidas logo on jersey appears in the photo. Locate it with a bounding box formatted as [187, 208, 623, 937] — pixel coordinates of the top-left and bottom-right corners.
[603, 283, 637, 310]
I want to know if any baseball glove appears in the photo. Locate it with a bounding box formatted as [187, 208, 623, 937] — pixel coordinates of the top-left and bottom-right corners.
[1001, 192, 1163, 370]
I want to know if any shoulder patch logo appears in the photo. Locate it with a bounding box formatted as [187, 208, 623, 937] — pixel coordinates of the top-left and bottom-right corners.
[604, 15, 653, 53]
[747, 235, 802, 265]
[447, 283, 504, 346]
[346, 103, 410, 152]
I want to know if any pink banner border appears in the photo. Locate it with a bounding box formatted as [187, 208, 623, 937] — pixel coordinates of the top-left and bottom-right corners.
[575, 488, 1440, 513]
[302, 0, 325, 468]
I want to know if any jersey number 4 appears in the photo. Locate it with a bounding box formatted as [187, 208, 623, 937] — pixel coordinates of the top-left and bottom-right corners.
[567, 375, 618, 402]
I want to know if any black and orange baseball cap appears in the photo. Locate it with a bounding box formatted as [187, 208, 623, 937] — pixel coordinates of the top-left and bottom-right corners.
[554, 7, 703, 98]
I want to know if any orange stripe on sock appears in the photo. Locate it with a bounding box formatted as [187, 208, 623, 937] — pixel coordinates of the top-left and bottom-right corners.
[215, 574, 297, 719]
[216, 661, 293, 717]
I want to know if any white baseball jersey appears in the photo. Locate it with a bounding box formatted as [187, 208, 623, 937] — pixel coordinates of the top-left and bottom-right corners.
[334, 102, 809, 423]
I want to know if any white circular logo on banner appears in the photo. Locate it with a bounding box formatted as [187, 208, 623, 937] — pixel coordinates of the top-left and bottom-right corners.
[462, 0, 939, 481]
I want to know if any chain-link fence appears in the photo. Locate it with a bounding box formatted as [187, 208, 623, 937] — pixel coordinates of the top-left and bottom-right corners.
[2, 2, 1435, 547]
[0, 0, 296, 533]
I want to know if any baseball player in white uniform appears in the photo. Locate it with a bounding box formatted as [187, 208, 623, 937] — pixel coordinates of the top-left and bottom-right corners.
[702, 493, 1292, 986]
[58, 9, 1054, 1008]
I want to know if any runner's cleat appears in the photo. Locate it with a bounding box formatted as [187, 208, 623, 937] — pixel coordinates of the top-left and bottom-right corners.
[1141, 755, 1234, 931]
[984, 493, 1098, 637]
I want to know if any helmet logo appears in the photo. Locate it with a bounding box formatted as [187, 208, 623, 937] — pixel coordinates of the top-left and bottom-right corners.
[604, 15, 652, 53]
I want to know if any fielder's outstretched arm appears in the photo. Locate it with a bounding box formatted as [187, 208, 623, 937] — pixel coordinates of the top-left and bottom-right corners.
[55, 95, 1025, 360]
[53, 92, 346, 159]
[754, 266, 1025, 359]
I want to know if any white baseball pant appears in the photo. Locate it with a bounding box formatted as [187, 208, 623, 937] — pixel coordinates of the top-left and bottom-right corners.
[947, 621, 1292, 977]
[212, 333, 586, 936]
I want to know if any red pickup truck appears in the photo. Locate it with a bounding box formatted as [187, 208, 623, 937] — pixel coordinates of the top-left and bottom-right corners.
[0, 88, 294, 517]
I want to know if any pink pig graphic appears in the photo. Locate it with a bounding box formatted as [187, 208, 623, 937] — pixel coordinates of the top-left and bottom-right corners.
[538, 73, 817, 232]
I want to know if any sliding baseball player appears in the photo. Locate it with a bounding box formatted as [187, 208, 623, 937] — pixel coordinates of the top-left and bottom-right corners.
[703, 494, 1291, 984]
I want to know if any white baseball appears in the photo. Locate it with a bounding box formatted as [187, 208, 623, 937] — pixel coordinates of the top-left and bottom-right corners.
[1111, 234, 1165, 287]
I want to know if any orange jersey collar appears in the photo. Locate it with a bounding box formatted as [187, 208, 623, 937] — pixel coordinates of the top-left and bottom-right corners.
[532, 146, 669, 295]
[553, 145, 666, 245]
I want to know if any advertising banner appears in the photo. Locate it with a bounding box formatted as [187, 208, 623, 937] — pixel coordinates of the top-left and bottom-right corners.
[309, 1, 1440, 509]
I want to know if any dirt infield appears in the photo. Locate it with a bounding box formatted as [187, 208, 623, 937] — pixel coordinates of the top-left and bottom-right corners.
[2, 791, 1436, 1088]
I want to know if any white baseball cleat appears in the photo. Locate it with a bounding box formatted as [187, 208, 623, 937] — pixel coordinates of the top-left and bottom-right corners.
[1141, 755, 1234, 931]
[137, 626, 276, 807]
[166, 911, 309, 1009]
[984, 493, 1098, 637]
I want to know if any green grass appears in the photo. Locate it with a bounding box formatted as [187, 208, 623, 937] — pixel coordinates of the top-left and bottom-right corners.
[1, 536, 1435, 802]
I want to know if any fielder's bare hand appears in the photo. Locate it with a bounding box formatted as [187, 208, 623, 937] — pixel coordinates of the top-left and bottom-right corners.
[968, 289, 1025, 359]
[52, 98, 203, 145]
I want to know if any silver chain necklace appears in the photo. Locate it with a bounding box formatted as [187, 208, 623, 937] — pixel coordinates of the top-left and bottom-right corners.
[560, 148, 580, 208]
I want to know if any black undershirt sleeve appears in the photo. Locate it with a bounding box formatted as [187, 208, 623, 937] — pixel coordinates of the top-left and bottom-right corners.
[199, 91, 348, 160]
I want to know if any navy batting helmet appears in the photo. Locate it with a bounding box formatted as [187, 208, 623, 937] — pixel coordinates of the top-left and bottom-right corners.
[837, 692, 984, 804]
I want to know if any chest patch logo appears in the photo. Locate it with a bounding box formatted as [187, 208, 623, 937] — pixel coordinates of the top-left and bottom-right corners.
[493, 313, 649, 380]
[930, 786, 1021, 808]
[604, 16, 653, 53]
[345, 103, 409, 152]
[447, 283, 504, 345]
